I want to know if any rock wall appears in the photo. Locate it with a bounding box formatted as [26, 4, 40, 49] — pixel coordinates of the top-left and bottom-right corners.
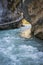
[27, 0, 43, 40]
[0, 0, 22, 23]
[0, 0, 23, 29]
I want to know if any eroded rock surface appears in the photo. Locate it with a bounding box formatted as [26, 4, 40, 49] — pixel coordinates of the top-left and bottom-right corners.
[27, 0, 43, 40]
[0, 0, 23, 29]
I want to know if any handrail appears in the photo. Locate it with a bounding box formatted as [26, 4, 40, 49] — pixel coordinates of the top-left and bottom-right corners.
[0, 15, 23, 26]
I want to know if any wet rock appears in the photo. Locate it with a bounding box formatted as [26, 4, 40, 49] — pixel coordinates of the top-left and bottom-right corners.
[20, 19, 32, 38]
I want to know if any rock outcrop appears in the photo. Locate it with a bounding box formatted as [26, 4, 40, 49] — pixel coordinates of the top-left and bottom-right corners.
[0, 0, 23, 29]
[27, 0, 43, 40]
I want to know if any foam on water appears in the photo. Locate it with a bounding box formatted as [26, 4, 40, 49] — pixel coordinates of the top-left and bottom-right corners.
[0, 27, 43, 65]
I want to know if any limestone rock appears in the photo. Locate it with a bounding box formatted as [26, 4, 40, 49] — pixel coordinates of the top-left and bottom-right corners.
[27, 0, 43, 40]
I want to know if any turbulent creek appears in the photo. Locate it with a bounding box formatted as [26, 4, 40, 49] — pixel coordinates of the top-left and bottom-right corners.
[0, 27, 43, 65]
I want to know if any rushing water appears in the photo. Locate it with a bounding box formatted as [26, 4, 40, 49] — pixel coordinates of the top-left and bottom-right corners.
[0, 27, 43, 65]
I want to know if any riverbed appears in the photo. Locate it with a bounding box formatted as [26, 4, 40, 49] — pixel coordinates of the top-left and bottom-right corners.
[0, 27, 43, 65]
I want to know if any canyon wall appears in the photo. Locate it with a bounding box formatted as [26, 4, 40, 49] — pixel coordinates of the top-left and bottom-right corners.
[26, 0, 43, 39]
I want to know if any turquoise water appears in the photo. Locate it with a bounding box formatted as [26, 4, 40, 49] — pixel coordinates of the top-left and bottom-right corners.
[0, 28, 43, 65]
